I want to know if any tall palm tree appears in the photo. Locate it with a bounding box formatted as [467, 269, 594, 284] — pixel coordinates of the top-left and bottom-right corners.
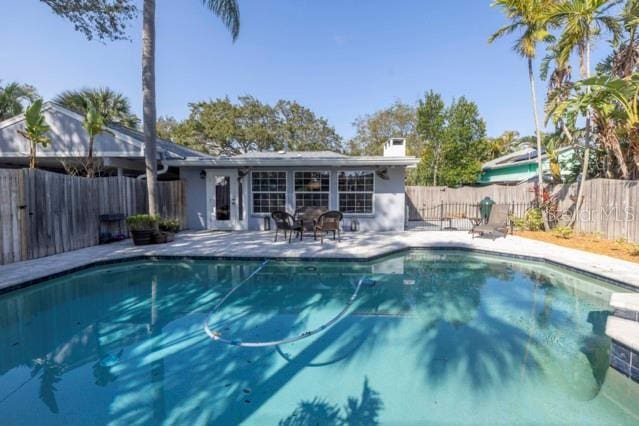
[54, 88, 139, 128]
[142, 0, 240, 215]
[489, 0, 556, 216]
[547, 0, 622, 225]
[0, 81, 39, 121]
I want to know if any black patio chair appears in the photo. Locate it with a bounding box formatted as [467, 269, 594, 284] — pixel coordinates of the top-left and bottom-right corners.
[271, 211, 303, 243]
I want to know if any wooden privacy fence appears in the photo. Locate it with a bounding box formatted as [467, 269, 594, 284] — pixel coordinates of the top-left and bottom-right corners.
[0, 169, 185, 265]
[406, 179, 639, 243]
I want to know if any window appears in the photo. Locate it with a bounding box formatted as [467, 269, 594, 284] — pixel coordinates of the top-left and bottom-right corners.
[295, 171, 330, 209]
[251, 171, 287, 214]
[338, 171, 374, 214]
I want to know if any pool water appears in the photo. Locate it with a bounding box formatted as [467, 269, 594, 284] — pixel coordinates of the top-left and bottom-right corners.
[1, 250, 638, 425]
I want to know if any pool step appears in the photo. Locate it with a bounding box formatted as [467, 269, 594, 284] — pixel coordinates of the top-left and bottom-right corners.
[610, 293, 639, 321]
[605, 317, 639, 382]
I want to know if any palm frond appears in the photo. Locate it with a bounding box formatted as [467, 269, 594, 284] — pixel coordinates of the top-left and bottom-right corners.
[202, 0, 240, 41]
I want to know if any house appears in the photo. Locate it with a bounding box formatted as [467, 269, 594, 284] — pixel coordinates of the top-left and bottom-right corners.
[165, 138, 419, 232]
[0, 102, 210, 179]
[479, 146, 576, 185]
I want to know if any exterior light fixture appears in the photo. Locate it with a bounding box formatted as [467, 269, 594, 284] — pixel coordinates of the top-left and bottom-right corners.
[351, 218, 360, 232]
[200, 170, 206, 180]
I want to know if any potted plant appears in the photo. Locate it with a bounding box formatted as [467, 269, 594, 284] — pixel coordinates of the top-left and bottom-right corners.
[157, 218, 180, 243]
[126, 214, 159, 245]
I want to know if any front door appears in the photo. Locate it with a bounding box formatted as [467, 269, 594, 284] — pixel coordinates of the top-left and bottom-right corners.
[207, 170, 239, 230]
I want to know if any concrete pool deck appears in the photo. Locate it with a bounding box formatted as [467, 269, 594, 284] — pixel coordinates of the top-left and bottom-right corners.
[2, 230, 639, 292]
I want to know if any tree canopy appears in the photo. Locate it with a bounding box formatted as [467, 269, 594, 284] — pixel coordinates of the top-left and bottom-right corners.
[54, 87, 139, 128]
[158, 96, 343, 155]
[41, 0, 137, 41]
[0, 81, 39, 121]
[413, 96, 489, 186]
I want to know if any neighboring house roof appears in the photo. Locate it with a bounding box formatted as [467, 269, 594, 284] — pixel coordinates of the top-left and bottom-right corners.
[481, 146, 573, 171]
[0, 102, 212, 161]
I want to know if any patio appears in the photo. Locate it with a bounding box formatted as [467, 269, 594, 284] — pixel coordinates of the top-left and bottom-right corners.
[2, 230, 639, 292]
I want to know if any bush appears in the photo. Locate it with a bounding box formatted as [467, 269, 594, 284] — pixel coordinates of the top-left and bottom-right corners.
[512, 208, 544, 231]
[126, 214, 159, 231]
[629, 244, 639, 256]
[553, 226, 573, 239]
[159, 218, 180, 233]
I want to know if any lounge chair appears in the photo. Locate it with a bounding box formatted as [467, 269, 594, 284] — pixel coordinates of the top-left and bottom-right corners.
[313, 211, 343, 243]
[271, 211, 303, 243]
[470, 204, 510, 238]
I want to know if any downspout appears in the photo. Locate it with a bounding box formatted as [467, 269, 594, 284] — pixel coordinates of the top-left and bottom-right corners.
[137, 151, 170, 180]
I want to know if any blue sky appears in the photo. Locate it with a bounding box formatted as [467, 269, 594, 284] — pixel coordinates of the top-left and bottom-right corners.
[1, 0, 612, 140]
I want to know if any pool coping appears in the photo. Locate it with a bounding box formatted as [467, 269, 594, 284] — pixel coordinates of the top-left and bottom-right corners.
[2, 243, 638, 296]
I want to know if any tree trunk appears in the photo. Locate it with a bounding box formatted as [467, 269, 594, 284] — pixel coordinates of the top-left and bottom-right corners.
[87, 135, 95, 178]
[528, 58, 549, 229]
[569, 38, 592, 228]
[142, 0, 159, 216]
[30, 141, 36, 169]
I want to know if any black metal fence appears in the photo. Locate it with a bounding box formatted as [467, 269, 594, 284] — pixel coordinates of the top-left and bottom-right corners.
[406, 202, 534, 232]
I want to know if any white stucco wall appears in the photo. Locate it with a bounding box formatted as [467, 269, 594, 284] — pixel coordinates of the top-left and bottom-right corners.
[181, 166, 407, 232]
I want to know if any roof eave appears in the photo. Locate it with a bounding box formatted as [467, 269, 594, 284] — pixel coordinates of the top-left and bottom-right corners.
[165, 156, 420, 168]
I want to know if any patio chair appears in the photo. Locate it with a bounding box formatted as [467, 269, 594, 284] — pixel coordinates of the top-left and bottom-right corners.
[313, 211, 343, 244]
[295, 206, 328, 233]
[470, 204, 510, 238]
[271, 211, 303, 243]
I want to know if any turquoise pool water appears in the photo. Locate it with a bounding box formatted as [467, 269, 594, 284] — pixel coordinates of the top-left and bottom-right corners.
[1, 250, 638, 425]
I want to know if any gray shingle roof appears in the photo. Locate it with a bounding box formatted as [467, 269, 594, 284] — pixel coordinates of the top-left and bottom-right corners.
[234, 150, 347, 159]
[108, 123, 211, 159]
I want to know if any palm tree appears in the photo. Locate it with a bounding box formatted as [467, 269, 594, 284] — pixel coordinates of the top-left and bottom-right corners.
[0, 81, 39, 121]
[141, 0, 240, 215]
[54, 88, 139, 128]
[489, 0, 556, 220]
[83, 106, 112, 177]
[547, 0, 622, 225]
[17, 100, 51, 169]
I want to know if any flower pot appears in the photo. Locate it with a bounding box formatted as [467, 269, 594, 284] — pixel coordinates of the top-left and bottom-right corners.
[131, 229, 155, 246]
[152, 231, 174, 244]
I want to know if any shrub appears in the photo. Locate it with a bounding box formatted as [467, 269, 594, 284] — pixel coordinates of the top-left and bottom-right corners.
[524, 208, 544, 231]
[126, 214, 159, 231]
[629, 244, 639, 256]
[553, 226, 573, 239]
[159, 218, 180, 233]
[512, 208, 544, 232]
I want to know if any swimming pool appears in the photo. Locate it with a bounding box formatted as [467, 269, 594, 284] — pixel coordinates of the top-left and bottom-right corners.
[0, 250, 638, 425]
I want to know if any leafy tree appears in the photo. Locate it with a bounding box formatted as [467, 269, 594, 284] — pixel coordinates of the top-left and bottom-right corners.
[159, 97, 342, 155]
[140, 0, 240, 215]
[0, 81, 39, 121]
[487, 130, 521, 159]
[415, 91, 447, 185]
[274, 100, 343, 152]
[414, 97, 489, 186]
[40, 0, 137, 41]
[156, 116, 182, 140]
[18, 100, 51, 169]
[54, 88, 139, 128]
[490, 0, 557, 210]
[347, 101, 417, 156]
[438, 97, 489, 186]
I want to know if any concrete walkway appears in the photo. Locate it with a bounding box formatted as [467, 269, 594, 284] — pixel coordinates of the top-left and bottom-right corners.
[2, 230, 639, 293]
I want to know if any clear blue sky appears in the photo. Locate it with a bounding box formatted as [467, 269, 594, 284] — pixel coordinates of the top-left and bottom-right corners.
[0, 0, 611, 140]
